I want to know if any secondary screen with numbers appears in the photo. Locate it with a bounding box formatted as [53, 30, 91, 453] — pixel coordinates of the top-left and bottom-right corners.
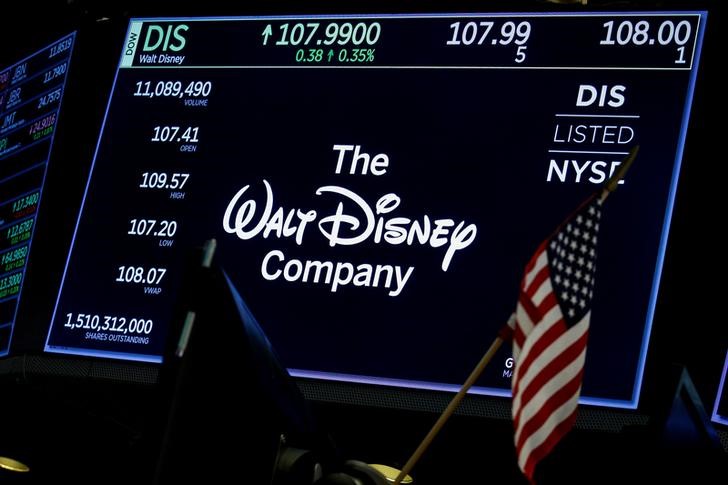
[0, 32, 75, 357]
[45, 13, 704, 408]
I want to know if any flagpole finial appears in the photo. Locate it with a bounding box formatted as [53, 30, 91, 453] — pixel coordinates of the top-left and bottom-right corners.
[603, 145, 639, 195]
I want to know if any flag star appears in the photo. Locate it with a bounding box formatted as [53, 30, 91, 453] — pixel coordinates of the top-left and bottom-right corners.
[573, 228, 581, 237]
[574, 270, 582, 279]
[570, 240, 578, 250]
[577, 257, 585, 266]
[592, 235, 597, 244]
[563, 236, 570, 245]
[581, 286, 589, 295]
[584, 274, 591, 283]
[586, 261, 593, 270]
[568, 308, 576, 317]
[558, 233, 564, 241]
[582, 231, 591, 240]
[579, 299, 586, 308]
[554, 274, 562, 284]
[585, 219, 593, 229]
[565, 266, 572, 275]
[588, 206, 595, 215]
[589, 248, 596, 257]
[560, 249, 567, 257]
[557, 262, 564, 271]
[561, 291, 570, 301]
[570, 295, 578, 304]
[550, 241, 558, 250]
[580, 244, 588, 253]
[573, 282, 580, 292]
[597, 198, 603, 206]
[567, 253, 575, 263]
[595, 223, 600, 231]
[589, 290, 594, 298]
[576, 215, 583, 224]
[566, 224, 573, 233]
[563, 280, 571, 289]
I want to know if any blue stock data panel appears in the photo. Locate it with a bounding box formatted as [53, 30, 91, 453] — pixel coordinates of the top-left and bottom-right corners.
[0, 33, 75, 356]
[45, 13, 704, 408]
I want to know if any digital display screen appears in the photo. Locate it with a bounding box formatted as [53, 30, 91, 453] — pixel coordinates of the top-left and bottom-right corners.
[45, 13, 704, 408]
[712, 351, 728, 426]
[0, 33, 75, 356]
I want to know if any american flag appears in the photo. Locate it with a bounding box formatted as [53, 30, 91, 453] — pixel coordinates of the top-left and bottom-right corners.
[506, 193, 602, 483]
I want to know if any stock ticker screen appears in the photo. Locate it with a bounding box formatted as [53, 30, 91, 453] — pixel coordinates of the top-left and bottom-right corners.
[0, 33, 75, 356]
[44, 13, 704, 408]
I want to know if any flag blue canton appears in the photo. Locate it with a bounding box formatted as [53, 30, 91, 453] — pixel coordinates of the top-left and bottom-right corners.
[547, 198, 602, 328]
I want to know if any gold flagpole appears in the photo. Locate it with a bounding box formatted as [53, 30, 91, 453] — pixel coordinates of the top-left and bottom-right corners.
[602, 145, 639, 201]
[393, 335, 505, 485]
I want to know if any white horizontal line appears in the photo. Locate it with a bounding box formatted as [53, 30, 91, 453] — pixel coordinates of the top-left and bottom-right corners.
[555, 114, 640, 119]
[123, 65, 692, 71]
[548, 150, 629, 155]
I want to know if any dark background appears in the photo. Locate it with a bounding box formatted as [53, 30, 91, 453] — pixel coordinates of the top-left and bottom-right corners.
[1, 1, 725, 483]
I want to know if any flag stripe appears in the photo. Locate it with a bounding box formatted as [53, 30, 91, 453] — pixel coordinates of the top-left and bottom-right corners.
[519, 384, 582, 480]
[516, 323, 588, 424]
[527, 266, 552, 305]
[515, 285, 558, 338]
[514, 297, 537, 352]
[513, 314, 588, 407]
[523, 247, 549, 288]
[535, 292, 558, 317]
[530, 278, 553, 308]
[512, 291, 560, 365]
[514, 331, 588, 443]
[518, 358, 585, 446]
[517, 366, 584, 459]
[512, 304, 565, 396]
